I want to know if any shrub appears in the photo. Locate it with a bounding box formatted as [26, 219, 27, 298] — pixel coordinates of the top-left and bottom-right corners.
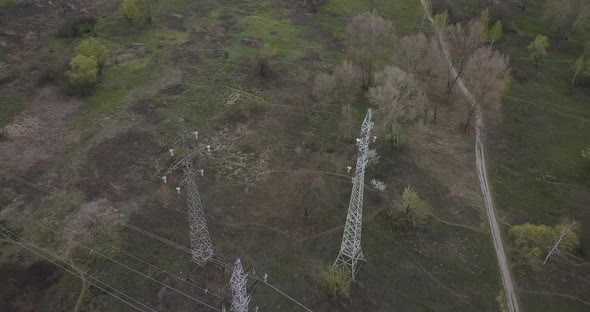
[123, 0, 154, 25]
[388, 186, 431, 230]
[253, 44, 278, 79]
[66, 55, 98, 90]
[312, 72, 336, 100]
[57, 16, 97, 38]
[321, 266, 351, 298]
[388, 129, 407, 149]
[76, 38, 109, 67]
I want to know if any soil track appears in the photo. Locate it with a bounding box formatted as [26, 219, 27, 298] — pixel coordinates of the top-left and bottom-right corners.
[419, 1, 521, 312]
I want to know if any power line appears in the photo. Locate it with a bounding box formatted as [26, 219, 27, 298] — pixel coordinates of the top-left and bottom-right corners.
[118, 222, 314, 312]
[0, 228, 158, 312]
[3, 209, 222, 311]
[6, 207, 224, 301]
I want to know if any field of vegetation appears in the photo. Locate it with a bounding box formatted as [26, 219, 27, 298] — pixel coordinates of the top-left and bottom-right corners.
[0, 0, 588, 311]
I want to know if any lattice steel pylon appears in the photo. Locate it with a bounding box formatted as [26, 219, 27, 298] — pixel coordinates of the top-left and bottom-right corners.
[182, 157, 214, 266]
[334, 109, 374, 280]
[162, 121, 214, 267]
[230, 258, 250, 312]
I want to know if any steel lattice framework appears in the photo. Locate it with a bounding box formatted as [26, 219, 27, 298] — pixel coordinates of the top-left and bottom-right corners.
[230, 258, 250, 312]
[334, 109, 374, 280]
[182, 158, 214, 266]
[162, 121, 214, 267]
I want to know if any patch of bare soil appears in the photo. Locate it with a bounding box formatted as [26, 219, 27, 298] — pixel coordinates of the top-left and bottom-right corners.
[0, 260, 62, 312]
[78, 130, 160, 200]
[62, 198, 114, 246]
[0, 87, 79, 176]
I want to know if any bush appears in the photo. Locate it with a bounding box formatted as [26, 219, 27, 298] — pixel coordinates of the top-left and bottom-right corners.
[76, 38, 109, 67]
[123, 0, 154, 25]
[66, 55, 98, 90]
[253, 44, 278, 79]
[321, 266, 351, 298]
[388, 129, 407, 149]
[57, 16, 97, 38]
[388, 186, 431, 230]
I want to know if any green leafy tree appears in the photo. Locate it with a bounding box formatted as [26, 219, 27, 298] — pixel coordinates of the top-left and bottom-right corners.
[480, 8, 502, 47]
[488, 21, 503, 47]
[527, 34, 549, 66]
[480, 8, 491, 34]
[387, 186, 431, 230]
[75, 38, 109, 67]
[123, 0, 153, 25]
[66, 55, 98, 89]
[571, 41, 590, 86]
[432, 11, 447, 33]
[510, 220, 580, 270]
[510, 223, 554, 270]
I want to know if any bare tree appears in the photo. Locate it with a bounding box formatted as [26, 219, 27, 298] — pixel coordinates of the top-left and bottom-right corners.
[368, 66, 428, 132]
[544, 0, 590, 40]
[462, 46, 511, 131]
[333, 61, 363, 105]
[396, 33, 446, 122]
[347, 13, 392, 88]
[543, 219, 579, 265]
[312, 72, 337, 101]
[571, 41, 590, 86]
[444, 20, 487, 93]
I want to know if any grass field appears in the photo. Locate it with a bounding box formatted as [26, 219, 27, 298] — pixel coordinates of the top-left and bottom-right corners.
[1, 0, 589, 311]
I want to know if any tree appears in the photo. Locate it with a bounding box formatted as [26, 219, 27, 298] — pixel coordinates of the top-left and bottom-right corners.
[462, 46, 510, 131]
[544, 0, 590, 40]
[480, 8, 503, 46]
[346, 13, 392, 88]
[123, 0, 154, 25]
[528, 34, 549, 66]
[396, 33, 446, 122]
[387, 186, 431, 230]
[75, 38, 109, 68]
[66, 55, 98, 89]
[510, 220, 580, 269]
[543, 219, 579, 265]
[571, 41, 590, 86]
[432, 11, 447, 33]
[312, 61, 362, 106]
[368, 66, 428, 132]
[444, 20, 487, 93]
[480, 8, 491, 34]
[510, 223, 555, 269]
[488, 21, 503, 47]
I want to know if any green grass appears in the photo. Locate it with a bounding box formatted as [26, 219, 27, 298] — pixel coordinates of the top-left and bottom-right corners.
[489, 7, 590, 226]
[318, 0, 423, 41]
[228, 12, 322, 63]
[0, 0, 16, 9]
[0, 87, 30, 128]
[520, 292, 590, 312]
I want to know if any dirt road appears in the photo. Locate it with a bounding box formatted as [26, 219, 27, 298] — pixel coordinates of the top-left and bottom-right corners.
[419, 1, 520, 311]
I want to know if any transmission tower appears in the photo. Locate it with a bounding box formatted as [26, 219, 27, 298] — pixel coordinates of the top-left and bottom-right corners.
[162, 122, 214, 266]
[230, 258, 250, 312]
[334, 109, 374, 280]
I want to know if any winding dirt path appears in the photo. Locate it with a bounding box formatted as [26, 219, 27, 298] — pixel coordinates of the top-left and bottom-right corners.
[419, 1, 520, 311]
